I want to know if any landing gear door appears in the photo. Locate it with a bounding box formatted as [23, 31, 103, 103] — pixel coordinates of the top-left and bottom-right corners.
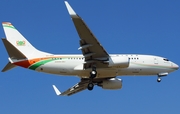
[154, 58, 158, 64]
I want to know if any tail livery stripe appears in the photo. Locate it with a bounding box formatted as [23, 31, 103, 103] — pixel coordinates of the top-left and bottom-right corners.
[2, 22, 15, 29]
[13, 56, 73, 70]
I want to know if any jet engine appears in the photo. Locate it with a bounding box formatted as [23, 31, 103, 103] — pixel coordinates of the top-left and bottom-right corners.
[98, 78, 122, 90]
[108, 56, 129, 68]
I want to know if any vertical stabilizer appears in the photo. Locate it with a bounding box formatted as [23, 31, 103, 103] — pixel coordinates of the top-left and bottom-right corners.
[2, 22, 51, 58]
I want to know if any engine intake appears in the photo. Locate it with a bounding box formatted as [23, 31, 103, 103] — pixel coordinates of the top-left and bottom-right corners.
[108, 56, 129, 68]
[98, 78, 122, 90]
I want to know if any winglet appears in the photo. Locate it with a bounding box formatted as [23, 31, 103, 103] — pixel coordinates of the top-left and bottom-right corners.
[64, 1, 78, 18]
[52, 85, 61, 96]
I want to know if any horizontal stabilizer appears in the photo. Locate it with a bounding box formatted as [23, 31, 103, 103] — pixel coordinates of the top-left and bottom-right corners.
[2, 38, 26, 59]
[2, 62, 17, 72]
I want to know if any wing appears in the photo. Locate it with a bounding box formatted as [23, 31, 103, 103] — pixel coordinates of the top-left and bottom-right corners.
[65, 1, 109, 69]
[52, 79, 89, 96]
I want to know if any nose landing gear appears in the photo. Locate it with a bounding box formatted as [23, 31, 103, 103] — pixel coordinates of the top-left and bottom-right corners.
[157, 72, 168, 82]
[157, 77, 161, 82]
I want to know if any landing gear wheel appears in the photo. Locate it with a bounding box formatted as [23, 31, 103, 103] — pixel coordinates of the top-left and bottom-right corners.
[90, 70, 97, 78]
[87, 83, 94, 91]
[157, 78, 161, 82]
[90, 66, 97, 79]
[91, 70, 96, 75]
[88, 66, 96, 90]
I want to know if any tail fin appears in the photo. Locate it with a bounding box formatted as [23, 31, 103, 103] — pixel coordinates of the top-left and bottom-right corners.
[2, 22, 51, 72]
[2, 22, 51, 58]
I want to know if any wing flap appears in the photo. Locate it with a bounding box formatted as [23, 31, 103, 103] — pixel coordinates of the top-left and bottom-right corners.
[61, 80, 88, 96]
[53, 79, 89, 96]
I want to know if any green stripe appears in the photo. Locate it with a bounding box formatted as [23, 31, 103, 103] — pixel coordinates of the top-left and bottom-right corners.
[28, 57, 70, 70]
[29, 59, 53, 70]
[3, 25, 16, 29]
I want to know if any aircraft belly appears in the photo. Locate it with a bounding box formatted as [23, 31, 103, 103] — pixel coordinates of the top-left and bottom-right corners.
[77, 68, 118, 78]
[36, 62, 77, 76]
[118, 64, 170, 76]
[35, 61, 172, 77]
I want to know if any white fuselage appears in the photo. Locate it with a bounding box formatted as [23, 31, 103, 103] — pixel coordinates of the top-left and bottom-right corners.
[34, 54, 178, 78]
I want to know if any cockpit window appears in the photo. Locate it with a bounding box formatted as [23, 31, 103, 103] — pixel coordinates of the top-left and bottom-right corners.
[163, 58, 169, 61]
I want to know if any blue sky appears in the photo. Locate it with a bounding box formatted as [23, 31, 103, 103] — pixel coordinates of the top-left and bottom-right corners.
[0, 0, 180, 113]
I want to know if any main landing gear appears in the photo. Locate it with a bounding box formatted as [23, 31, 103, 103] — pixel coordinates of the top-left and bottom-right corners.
[87, 67, 97, 91]
[87, 83, 94, 90]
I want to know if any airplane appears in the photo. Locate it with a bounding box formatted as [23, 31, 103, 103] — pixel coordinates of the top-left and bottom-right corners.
[1, 1, 179, 96]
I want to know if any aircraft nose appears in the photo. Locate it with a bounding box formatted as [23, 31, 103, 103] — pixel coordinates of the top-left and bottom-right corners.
[173, 63, 179, 70]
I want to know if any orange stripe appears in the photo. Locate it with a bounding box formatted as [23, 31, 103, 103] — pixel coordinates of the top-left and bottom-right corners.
[13, 57, 56, 68]
[13, 56, 77, 68]
[14, 58, 42, 68]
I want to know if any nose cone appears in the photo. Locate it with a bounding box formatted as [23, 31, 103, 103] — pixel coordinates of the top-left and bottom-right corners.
[173, 63, 179, 70]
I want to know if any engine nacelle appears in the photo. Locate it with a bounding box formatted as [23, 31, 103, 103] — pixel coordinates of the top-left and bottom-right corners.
[108, 56, 129, 68]
[99, 78, 122, 90]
